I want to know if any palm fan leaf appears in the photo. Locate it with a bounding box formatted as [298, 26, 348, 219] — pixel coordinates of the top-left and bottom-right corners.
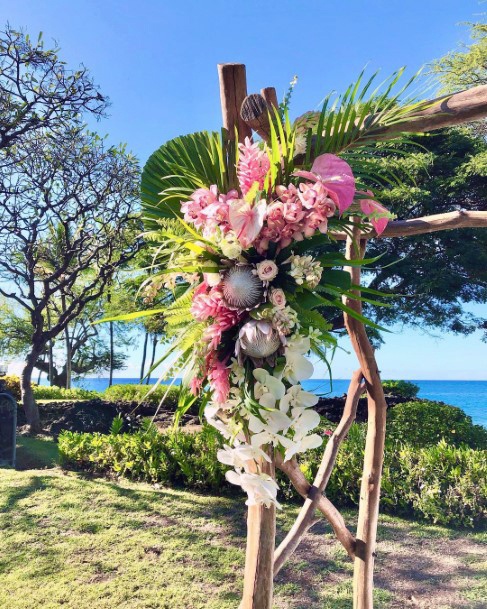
[141, 130, 231, 225]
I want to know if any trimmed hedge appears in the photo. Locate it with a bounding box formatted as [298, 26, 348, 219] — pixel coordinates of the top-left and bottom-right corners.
[382, 380, 419, 399]
[1, 374, 31, 400]
[59, 410, 487, 527]
[387, 400, 487, 449]
[33, 386, 100, 400]
[59, 424, 226, 489]
[0, 375, 99, 401]
[103, 383, 180, 408]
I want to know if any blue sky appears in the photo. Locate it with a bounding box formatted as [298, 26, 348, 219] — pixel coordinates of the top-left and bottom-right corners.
[3, 0, 486, 379]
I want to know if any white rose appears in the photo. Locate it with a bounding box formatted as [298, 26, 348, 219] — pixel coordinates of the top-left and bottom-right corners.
[255, 260, 278, 282]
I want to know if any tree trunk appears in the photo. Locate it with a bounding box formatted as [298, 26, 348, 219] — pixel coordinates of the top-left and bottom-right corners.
[109, 320, 114, 387]
[241, 452, 276, 609]
[46, 306, 54, 386]
[107, 288, 114, 388]
[145, 334, 158, 385]
[139, 330, 149, 382]
[343, 225, 388, 609]
[21, 349, 42, 434]
[61, 294, 71, 389]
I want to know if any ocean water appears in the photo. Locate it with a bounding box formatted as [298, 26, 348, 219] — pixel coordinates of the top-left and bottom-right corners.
[73, 377, 487, 428]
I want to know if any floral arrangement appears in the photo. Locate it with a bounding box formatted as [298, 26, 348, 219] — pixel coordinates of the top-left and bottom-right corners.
[142, 128, 393, 508]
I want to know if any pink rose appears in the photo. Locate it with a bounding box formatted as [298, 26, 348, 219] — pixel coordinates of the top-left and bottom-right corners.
[255, 260, 278, 282]
[269, 288, 286, 309]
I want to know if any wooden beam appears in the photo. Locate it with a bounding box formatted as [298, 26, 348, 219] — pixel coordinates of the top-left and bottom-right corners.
[240, 93, 272, 143]
[372, 85, 487, 139]
[330, 210, 487, 240]
[341, 225, 388, 609]
[217, 63, 252, 143]
[275, 454, 357, 559]
[274, 369, 364, 576]
[261, 87, 279, 110]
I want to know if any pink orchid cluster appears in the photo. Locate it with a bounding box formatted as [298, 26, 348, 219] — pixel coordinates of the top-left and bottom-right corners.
[180, 185, 239, 238]
[180, 141, 392, 254]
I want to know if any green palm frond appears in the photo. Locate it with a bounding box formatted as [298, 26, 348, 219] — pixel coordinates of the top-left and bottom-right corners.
[141, 130, 231, 224]
[303, 68, 433, 159]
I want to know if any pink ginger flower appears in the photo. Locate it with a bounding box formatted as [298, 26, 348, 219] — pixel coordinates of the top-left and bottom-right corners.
[359, 191, 392, 236]
[237, 137, 270, 195]
[294, 153, 355, 214]
[191, 288, 224, 321]
[207, 357, 231, 404]
[204, 308, 240, 350]
[229, 199, 267, 249]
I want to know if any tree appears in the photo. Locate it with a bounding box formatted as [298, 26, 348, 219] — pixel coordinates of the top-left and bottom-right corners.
[0, 296, 132, 387]
[0, 124, 139, 432]
[363, 128, 487, 338]
[431, 22, 487, 92]
[0, 26, 106, 150]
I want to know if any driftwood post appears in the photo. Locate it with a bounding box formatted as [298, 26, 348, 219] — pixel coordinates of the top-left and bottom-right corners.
[218, 62, 276, 609]
[219, 61, 487, 609]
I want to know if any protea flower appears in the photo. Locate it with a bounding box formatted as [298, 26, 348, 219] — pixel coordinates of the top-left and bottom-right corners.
[237, 320, 281, 360]
[221, 265, 264, 311]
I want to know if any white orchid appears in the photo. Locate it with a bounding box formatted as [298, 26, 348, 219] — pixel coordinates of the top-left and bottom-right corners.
[283, 433, 322, 462]
[280, 384, 318, 414]
[248, 409, 292, 449]
[253, 368, 286, 407]
[283, 408, 322, 462]
[283, 347, 314, 384]
[286, 334, 311, 353]
[292, 408, 321, 438]
[225, 470, 281, 508]
[217, 443, 271, 469]
[204, 404, 245, 442]
[230, 357, 245, 384]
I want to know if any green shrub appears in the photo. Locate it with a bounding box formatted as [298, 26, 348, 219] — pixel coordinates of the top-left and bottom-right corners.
[398, 440, 487, 527]
[382, 380, 419, 399]
[60, 417, 487, 527]
[1, 374, 35, 401]
[388, 400, 487, 449]
[298, 422, 486, 527]
[33, 385, 100, 400]
[59, 424, 226, 489]
[103, 383, 180, 409]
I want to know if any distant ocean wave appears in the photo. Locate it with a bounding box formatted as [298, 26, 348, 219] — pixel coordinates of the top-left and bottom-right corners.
[67, 377, 487, 427]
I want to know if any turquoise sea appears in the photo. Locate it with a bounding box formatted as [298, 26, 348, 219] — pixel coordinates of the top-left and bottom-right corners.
[73, 377, 487, 428]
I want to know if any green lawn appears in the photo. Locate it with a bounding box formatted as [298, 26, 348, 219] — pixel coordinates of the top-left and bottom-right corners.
[0, 442, 485, 608]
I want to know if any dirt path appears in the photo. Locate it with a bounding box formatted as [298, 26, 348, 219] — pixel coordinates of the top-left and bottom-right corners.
[274, 514, 487, 609]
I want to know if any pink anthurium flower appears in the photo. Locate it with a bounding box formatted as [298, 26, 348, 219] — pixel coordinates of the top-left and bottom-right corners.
[294, 153, 355, 214]
[229, 199, 267, 249]
[358, 191, 393, 236]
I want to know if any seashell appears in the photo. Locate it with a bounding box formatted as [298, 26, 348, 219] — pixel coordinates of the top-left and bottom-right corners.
[221, 265, 264, 310]
[238, 320, 281, 359]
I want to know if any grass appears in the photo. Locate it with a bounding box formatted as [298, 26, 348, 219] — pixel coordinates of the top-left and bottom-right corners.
[15, 436, 60, 470]
[0, 439, 485, 608]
